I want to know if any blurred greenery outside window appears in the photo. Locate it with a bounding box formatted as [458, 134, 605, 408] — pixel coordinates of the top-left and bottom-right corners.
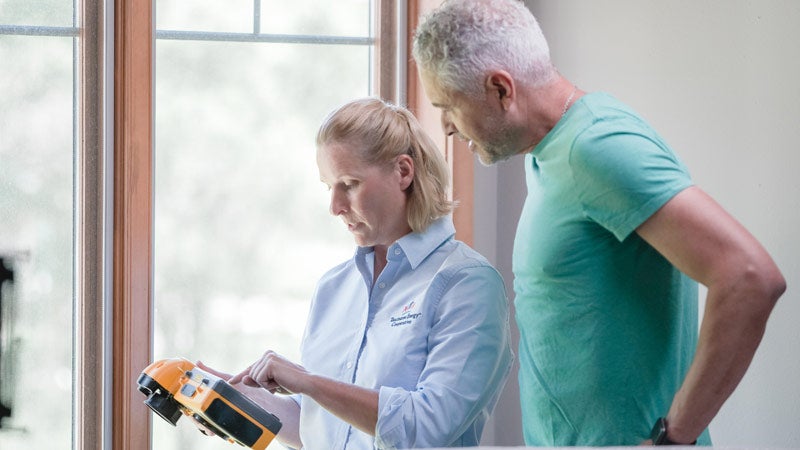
[1, 0, 381, 449]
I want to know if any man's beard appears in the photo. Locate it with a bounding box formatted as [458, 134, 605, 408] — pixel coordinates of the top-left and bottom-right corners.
[474, 135, 521, 166]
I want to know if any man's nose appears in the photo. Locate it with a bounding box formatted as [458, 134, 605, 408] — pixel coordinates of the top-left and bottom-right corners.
[441, 112, 457, 136]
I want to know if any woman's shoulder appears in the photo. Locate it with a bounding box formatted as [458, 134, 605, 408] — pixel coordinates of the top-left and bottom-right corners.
[431, 239, 504, 285]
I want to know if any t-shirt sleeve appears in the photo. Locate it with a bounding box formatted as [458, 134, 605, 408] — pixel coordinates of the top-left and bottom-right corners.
[569, 119, 693, 241]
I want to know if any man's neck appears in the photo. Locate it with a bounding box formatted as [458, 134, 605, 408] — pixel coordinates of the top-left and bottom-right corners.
[520, 76, 583, 153]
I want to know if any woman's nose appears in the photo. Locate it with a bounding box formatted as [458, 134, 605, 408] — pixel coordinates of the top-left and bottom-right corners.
[329, 189, 347, 216]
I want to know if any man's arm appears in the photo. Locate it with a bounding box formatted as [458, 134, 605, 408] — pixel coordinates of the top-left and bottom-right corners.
[636, 186, 786, 444]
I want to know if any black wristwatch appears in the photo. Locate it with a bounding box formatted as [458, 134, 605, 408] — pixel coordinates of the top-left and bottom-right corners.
[650, 417, 696, 445]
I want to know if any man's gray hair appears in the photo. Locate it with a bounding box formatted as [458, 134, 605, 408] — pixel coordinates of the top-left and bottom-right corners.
[412, 0, 556, 96]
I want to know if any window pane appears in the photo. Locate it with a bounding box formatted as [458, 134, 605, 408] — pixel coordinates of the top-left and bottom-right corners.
[260, 0, 371, 36]
[157, 0, 253, 33]
[0, 0, 73, 27]
[0, 35, 73, 449]
[156, 0, 371, 36]
[153, 38, 368, 449]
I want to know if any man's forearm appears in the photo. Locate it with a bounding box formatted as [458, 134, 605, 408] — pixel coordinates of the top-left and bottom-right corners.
[666, 277, 781, 443]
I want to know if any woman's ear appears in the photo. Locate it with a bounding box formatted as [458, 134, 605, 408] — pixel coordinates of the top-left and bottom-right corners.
[396, 154, 415, 191]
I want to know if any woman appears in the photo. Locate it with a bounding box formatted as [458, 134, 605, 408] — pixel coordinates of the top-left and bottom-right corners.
[202, 98, 511, 449]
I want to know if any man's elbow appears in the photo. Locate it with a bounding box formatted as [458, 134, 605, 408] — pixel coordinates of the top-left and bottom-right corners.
[740, 260, 786, 318]
[763, 267, 786, 308]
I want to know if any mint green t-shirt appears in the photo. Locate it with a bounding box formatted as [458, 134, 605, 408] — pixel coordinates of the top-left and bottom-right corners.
[513, 92, 711, 445]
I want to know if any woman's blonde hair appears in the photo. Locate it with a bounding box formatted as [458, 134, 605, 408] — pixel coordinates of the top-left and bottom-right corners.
[316, 97, 454, 232]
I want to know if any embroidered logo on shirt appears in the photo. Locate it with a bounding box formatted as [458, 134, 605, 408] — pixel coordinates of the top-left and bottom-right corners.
[390, 300, 422, 327]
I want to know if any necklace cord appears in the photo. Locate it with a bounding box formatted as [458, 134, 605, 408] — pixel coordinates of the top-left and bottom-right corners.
[562, 86, 578, 117]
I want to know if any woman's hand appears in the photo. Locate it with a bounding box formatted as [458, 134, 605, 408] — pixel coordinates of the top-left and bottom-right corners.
[189, 361, 234, 437]
[195, 360, 233, 381]
[229, 350, 310, 395]
[191, 358, 303, 448]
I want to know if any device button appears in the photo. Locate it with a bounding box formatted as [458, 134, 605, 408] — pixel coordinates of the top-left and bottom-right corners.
[180, 384, 197, 397]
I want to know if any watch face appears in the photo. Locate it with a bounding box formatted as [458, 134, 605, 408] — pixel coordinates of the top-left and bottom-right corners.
[650, 417, 668, 445]
[649, 417, 697, 445]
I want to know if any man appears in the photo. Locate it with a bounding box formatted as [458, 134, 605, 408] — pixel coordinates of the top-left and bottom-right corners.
[412, 0, 785, 446]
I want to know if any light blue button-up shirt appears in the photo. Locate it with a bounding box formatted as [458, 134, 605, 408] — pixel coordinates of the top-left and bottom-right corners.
[295, 216, 512, 450]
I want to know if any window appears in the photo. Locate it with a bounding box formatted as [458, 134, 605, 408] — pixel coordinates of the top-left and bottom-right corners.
[152, 2, 375, 447]
[0, 1, 106, 449]
[2, 1, 480, 448]
[116, 1, 416, 449]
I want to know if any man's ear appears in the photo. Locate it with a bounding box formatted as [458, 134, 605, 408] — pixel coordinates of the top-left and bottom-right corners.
[396, 154, 415, 191]
[485, 70, 515, 111]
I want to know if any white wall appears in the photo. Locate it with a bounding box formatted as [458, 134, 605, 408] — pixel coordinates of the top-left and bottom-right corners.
[475, 0, 800, 446]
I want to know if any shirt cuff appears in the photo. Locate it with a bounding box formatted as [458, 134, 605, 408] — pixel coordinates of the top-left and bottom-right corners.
[374, 386, 411, 449]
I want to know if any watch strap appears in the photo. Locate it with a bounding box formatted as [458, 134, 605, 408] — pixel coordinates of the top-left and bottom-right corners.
[651, 417, 697, 445]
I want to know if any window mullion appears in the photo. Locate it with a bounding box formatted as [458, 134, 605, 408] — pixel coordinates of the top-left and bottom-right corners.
[74, 0, 110, 448]
[253, 0, 261, 34]
[374, 0, 397, 102]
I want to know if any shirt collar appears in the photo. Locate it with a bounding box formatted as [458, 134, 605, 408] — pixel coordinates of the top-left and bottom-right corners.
[391, 215, 455, 269]
[354, 216, 455, 269]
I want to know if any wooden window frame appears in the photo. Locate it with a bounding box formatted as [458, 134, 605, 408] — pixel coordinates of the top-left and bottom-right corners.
[109, 0, 473, 448]
[406, 0, 473, 245]
[112, 0, 154, 448]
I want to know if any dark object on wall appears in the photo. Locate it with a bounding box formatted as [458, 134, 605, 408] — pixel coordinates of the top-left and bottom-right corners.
[0, 257, 15, 428]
